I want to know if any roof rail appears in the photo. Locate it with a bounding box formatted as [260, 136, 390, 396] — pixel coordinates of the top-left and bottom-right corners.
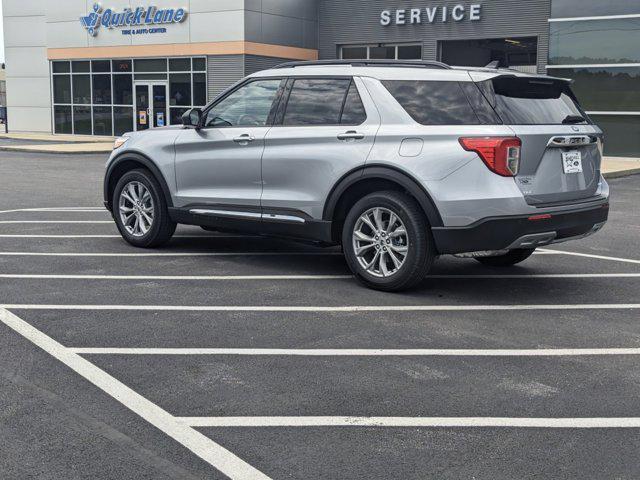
[272, 59, 451, 70]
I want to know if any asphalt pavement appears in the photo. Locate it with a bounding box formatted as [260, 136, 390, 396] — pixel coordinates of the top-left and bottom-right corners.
[1, 150, 639, 479]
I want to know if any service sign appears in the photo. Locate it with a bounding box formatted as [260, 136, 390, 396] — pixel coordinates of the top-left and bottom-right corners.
[380, 4, 482, 25]
[80, 3, 187, 37]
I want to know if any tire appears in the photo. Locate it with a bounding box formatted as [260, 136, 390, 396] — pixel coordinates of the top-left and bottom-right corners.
[342, 191, 435, 292]
[475, 248, 535, 267]
[112, 169, 176, 248]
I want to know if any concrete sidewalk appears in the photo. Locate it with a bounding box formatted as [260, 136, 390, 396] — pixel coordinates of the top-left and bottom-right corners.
[0, 133, 114, 154]
[0, 132, 638, 179]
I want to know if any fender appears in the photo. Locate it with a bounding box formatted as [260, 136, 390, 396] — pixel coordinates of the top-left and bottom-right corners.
[323, 164, 443, 227]
[103, 151, 173, 211]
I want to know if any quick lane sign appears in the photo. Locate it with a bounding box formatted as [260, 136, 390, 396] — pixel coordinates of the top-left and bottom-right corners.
[80, 3, 187, 37]
[380, 4, 482, 25]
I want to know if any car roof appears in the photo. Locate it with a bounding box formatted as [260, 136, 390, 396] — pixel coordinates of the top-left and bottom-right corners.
[248, 60, 568, 83]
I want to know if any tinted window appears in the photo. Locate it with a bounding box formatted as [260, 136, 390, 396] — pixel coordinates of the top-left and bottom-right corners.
[54, 106, 72, 133]
[459, 82, 501, 124]
[92, 74, 111, 104]
[483, 77, 588, 125]
[53, 75, 71, 104]
[169, 73, 191, 106]
[552, 0, 640, 19]
[549, 18, 640, 65]
[549, 67, 640, 111]
[205, 79, 281, 127]
[382, 80, 481, 125]
[113, 75, 133, 105]
[590, 114, 640, 157]
[73, 106, 92, 135]
[341, 82, 367, 125]
[72, 75, 91, 104]
[283, 79, 350, 126]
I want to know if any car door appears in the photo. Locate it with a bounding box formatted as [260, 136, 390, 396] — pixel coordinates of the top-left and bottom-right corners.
[261, 76, 380, 220]
[173, 78, 284, 208]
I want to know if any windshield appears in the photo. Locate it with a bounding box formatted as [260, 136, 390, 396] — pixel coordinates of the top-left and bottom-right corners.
[478, 76, 590, 125]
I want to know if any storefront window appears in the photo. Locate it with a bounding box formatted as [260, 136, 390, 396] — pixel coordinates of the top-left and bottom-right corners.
[549, 67, 640, 111]
[91, 60, 111, 73]
[549, 18, 640, 65]
[340, 44, 422, 60]
[134, 58, 167, 72]
[170, 73, 191, 106]
[72, 61, 90, 73]
[73, 106, 92, 135]
[72, 75, 91, 104]
[53, 75, 71, 104]
[52, 57, 207, 135]
[113, 75, 133, 105]
[590, 115, 640, 157]
[54, 106, 72, 134]
[169, 58, 191, 71]
[93, 106, 113, 136]
[114, 107, 134, 135]
[92, 74, 111, 104]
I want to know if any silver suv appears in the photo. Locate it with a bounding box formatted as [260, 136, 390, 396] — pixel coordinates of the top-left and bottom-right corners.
[104, 60, 609, 291]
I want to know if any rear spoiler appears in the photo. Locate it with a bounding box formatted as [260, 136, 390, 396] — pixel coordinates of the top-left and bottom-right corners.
[465, 70, 574, 84]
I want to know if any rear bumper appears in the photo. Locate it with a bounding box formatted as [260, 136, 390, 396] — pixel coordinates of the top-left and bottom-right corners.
[432, 202, 609, 254]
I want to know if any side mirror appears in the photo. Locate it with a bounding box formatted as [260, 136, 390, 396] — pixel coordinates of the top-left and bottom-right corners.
[182, 108, 202, 129]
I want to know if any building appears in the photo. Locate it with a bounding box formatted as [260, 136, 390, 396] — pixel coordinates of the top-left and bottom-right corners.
[1, 0, 638, 156]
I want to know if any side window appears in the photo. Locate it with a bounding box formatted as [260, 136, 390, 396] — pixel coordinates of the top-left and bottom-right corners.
[382, 80, 482, 125]
[283, 78, 351, 126]
[341, 81, 367, 125]
[204, 79, 282, 128]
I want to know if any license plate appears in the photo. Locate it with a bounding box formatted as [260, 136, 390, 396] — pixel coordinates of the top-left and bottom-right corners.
[562, 150, 582, 174]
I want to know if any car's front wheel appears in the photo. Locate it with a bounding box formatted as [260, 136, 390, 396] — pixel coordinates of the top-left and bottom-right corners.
[342, 191, 435, 292]
[113, 169, 176, 248]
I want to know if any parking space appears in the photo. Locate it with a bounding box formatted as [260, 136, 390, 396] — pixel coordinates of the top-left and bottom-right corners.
[1, 152, 640, 479]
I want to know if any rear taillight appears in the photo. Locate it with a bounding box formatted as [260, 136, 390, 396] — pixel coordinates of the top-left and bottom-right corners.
[459, 137, 521, 177]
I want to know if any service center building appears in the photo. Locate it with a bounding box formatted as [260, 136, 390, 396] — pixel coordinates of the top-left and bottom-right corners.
[3, 0, 639, 156]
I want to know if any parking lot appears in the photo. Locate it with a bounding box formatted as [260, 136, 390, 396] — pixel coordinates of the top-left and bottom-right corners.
[1, 150, 640, 479]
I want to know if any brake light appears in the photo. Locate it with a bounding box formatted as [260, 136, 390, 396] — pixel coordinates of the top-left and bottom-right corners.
[459, 137, 521, 177]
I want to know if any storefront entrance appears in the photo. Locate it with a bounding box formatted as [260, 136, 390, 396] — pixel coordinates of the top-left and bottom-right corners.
[135, 83, 168, 131]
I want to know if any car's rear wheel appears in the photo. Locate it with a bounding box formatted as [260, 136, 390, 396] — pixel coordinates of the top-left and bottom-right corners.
[342, 191, 435, 292]
[474, 248, 535, 267]
[113, 169, 176, 248]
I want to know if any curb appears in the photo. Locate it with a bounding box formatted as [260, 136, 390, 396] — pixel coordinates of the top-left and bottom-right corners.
[603, 168, 640, 180]
[0, 146, 113, 155]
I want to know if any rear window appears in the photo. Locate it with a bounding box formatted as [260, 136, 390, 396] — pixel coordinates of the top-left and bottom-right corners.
[382, 80, 483, 125]
[479, 77, 590, 125]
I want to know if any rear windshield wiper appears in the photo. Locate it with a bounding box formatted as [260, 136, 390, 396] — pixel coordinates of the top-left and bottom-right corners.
[562, 115, 586, 124]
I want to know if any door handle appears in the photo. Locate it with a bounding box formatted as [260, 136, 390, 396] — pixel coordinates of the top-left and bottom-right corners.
[233, 134, 255, 144]
[337, 131, 365, 141]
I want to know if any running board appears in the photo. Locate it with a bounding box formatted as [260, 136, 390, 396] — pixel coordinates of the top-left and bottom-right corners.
[189, 209, 306, 224]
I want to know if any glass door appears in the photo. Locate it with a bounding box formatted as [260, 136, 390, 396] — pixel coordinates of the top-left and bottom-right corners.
[135, 83, 168, 131]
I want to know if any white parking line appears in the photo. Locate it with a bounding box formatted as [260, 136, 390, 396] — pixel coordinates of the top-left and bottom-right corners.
[0, 308, 272, 480]
[68, 347, 640, 356]
[177, 416, 640, 429]
[0, 273, 637, 281]
[0, 235, 266, 240]
[0, 221, 113, 224]
[2, 304, 639, 312]
[539, 249, 640, 265]
[0, 207, 105, 214]
[0, 250, 340, 256]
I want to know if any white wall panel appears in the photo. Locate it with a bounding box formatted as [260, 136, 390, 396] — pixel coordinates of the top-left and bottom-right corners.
[6, 106, 52, 132]
[5, 77, 51, 108]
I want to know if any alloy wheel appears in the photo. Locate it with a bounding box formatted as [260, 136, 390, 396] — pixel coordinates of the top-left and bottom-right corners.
[352, 207, 409, 278]
[118, 181, 155, 237]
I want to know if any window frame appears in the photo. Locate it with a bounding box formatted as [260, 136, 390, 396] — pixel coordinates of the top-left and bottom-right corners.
[273, 76, 368, 127]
